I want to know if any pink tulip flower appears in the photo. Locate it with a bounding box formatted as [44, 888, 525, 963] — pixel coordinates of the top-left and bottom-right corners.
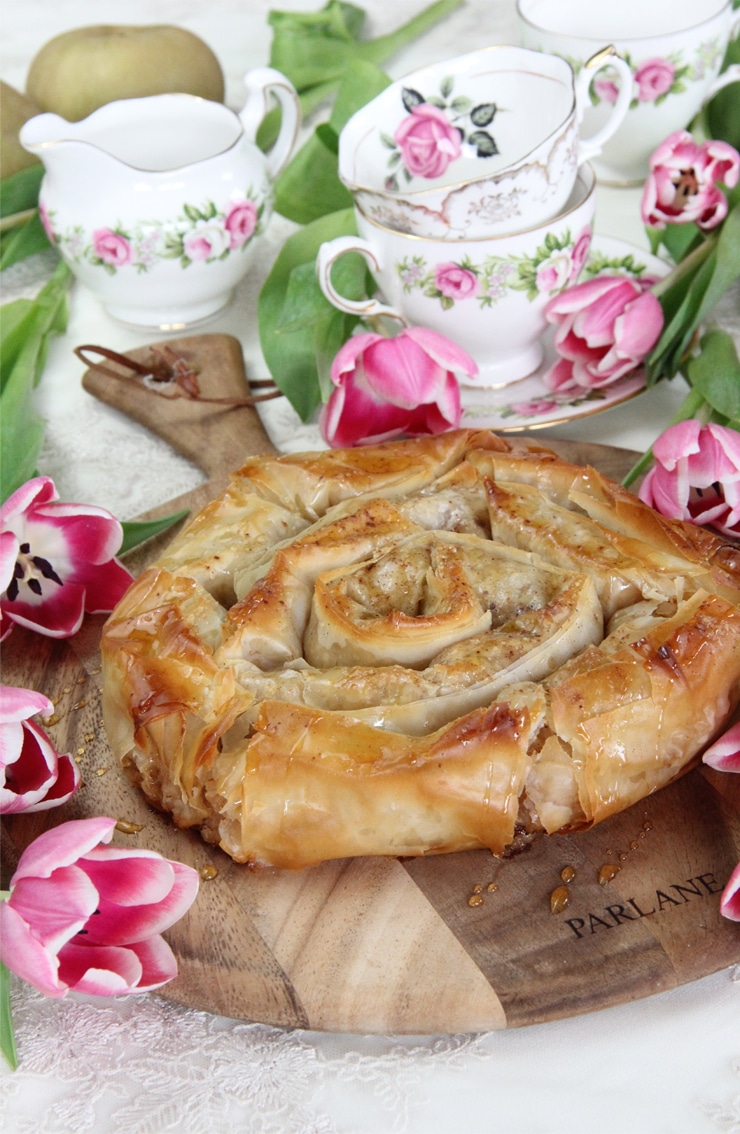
[641, 131, 740, 231]
[720, 863, 740, 921]
[703, 721, 740, 773]
[0, 685, 80, 814]
[0, 476, 133, 641]
[320, 327, 474, 448]
[394, 104, 463, 179]
[638, 421, 740, 538]
[702, 722, 740, 920]
[0, 817, 199, 997]
[542, 275, 663, 393]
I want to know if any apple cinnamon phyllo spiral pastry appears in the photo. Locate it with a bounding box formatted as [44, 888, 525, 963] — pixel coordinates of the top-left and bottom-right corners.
[101, 430, 740, 869]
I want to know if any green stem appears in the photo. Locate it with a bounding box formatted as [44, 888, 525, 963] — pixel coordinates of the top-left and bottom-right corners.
[357, 0, 464, 65]
[0, 207, 36, 234]
[0, 958, 17, 1071]
[649, 233, 716, 299]
[621, 385, 708, 489]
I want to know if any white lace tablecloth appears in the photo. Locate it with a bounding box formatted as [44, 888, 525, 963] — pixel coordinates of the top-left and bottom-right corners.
[2, 2, 739, 1131]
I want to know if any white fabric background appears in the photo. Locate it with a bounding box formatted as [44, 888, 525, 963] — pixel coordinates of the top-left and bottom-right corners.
[1, 2, 739, 1131]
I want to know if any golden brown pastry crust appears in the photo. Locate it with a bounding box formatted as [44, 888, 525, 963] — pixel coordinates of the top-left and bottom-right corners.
[101, 430, 740, 868]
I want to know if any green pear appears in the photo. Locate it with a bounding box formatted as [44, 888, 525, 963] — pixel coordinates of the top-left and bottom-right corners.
[1, 81, 42, 177]
[25, 25, 225, 122]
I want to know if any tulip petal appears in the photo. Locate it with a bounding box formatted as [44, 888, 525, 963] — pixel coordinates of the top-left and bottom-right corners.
[542, 357, 577, 392]
[702, 722, 740, 772]
[330, 332, 384, 384]
[573, 281, 635, 348]
[0, 476, 57, 526]
[639, 466, 684, 521]
[72, 557, 133, 613]
[0, 720, 61, 814]
[0, 685, 54, 724]
[4, 579, 89, 639]
[11, 816, 116, 882]
[126, 936, 180, 989]
[59, 935, 179, 994]
[57, 941, 145, 995]
[0, 900, 68, 997]
[9, 866, 99, 952]
[30, 749, 81, 810]
[652, 421, 702, 470]
[403, 326, 478, 377]
[545, 275, 621, 318]
[720, 861, 740, 921]
[79, 852, 199, 944]
[79, 849, 177, 906]
[0, 531, 19, 594]
[612, 291, 663, 359]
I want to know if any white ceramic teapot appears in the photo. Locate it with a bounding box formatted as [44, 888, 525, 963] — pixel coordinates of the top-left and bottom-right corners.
[21, 68, 300, 328]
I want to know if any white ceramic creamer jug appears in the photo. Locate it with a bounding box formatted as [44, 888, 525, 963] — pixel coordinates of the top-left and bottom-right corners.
[20, 68, 300, 328]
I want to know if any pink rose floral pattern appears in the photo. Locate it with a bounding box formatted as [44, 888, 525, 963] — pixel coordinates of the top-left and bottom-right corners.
[382, 76, 499, 190]
[585, 38, 723, 109]
[487, 249, 657, 425]
[397, 225, 593, 310]
[41, 191, 264, 274]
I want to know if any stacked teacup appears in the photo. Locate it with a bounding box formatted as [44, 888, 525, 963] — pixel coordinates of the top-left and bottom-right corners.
[516, 0, 740, 186]
[317, 45, 632, 388]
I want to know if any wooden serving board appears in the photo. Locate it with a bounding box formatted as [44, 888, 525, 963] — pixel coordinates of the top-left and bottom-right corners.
[3, 333, 739, 1035]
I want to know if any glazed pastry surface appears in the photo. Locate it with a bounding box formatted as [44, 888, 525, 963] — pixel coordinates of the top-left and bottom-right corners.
[101, 430, 740, 868]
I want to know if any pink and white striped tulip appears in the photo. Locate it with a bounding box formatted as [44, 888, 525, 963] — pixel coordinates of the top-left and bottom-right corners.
[320, 327, 474, 448]
[702, 722, 740, 920]
[638, 421, 740, 538]
[702, 721, 740, 774]
[720, 862, 740, 921]
[641, 131, 740, 231]
[0, 477, 133, 641]
[0, 685, 80, 814]
[0, 817, 199, 997]
[542, 275, 663, 393]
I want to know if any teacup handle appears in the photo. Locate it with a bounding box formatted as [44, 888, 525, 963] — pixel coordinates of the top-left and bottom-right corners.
[238, 67, 301, 179]
[701, 62, 740, 108]
[317, 236, 406, 322]
[575, 46, 633, 165]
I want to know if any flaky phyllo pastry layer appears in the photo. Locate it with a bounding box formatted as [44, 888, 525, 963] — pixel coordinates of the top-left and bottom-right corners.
[101, 430, 740, 868]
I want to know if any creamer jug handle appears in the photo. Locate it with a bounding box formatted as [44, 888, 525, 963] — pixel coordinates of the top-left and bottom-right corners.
[238, 67, 301, 179]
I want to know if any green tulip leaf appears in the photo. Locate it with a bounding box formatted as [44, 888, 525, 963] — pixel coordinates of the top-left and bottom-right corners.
[0, 164, 44, 218]
[119, 512, 190, 555]
[0, 960, 17, 1071]
[274, 59, 391, 224]
[258, 207, 362, 421]
[0, 211, 53, 271]
[685, 328, 740, 423]
[703, 36, 740, 150]
[0, 262, 71, 502]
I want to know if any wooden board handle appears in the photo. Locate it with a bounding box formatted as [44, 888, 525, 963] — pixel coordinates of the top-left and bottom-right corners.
[80, 333, 277, 487]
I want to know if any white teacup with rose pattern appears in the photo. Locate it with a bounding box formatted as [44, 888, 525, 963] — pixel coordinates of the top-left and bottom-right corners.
[517, 0, 740, 185]
[20, 68, 300, 329]
[338, 46, 629, 239]
[317, 165, 596, 387]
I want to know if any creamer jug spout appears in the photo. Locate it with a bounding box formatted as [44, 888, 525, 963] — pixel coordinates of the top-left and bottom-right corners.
[20, 111, 128, 184]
